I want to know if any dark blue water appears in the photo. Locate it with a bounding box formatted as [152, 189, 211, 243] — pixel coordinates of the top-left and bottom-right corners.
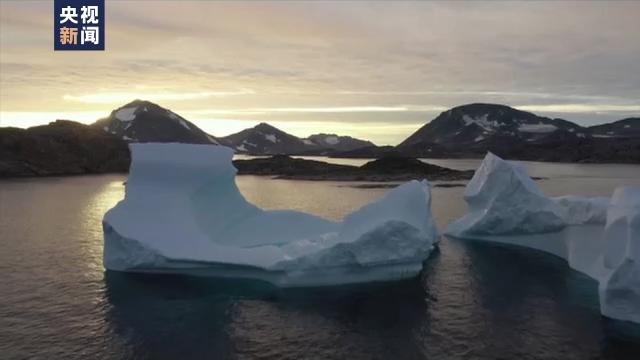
[1, 172, 640, 359]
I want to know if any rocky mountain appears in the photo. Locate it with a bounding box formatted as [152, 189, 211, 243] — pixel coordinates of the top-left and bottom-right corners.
[92, 100, 221, 145]
[589, 118, 640, 138]
[222, 123, 375, 155]
[304, 134, 375, 152]
[399, 103, 585, 148]
[0, 120, 130, 177]
[397, 103, 639, 163]
[220, 123, 315, 154]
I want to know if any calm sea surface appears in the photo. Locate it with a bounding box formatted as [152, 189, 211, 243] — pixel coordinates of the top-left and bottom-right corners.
[1, 158, 640, 359]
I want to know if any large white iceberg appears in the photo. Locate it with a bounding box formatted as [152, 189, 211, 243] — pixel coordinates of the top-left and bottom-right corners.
[103, 143, 439, 287]
[446, 152, 640, 324]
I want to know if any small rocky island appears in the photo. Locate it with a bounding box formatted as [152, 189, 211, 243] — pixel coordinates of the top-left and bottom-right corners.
[233, 155, 474, 182]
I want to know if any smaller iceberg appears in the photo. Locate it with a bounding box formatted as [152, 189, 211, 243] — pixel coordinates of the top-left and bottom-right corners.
[446, 152, 640, 324]
[600, 187, 640, 323]
[103, 143, 439, 287]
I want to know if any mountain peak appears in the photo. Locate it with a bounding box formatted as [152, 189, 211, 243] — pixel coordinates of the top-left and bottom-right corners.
[92, 101, 220, 145]
[446, 103, 527, 119]
[118, 99, 163, 110]
[398, 103, 581, 148]
[254, 122, 280, 132]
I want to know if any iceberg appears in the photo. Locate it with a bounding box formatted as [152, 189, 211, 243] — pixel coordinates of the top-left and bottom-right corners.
[103, 143, 439, 287]
[446, 152, 565, 237]
[446, 152, 640, 323]
[600, 187, 640, 323]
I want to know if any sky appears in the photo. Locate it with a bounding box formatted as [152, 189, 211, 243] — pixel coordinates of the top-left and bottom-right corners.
[0, 1, 639, 145]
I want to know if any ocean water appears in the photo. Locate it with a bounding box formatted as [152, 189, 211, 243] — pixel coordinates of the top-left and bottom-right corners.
[1, 159, 640, 359]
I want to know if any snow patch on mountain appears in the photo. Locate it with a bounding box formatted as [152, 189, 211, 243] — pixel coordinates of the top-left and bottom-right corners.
[115, 107, 137, 122]
[462, 114, 501, 132]
[518, 123, 558, 133]
[206, 135, 219, 145]
[265, 134, 277, 143]
[324, 136, 340, 145]
[166, 110, 179, 120]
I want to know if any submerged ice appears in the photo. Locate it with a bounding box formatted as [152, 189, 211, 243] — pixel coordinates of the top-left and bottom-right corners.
[446, 152, 640, 324]
[103, 143, 439, 287]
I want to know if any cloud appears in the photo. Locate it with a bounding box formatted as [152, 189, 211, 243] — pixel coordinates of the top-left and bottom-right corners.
[1, 1, 639, 144]
[62, 89, 255, 104]
[515, 104, 640, 114]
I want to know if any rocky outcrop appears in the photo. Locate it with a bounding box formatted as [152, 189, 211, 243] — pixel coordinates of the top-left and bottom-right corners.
[0, 120, 130, 177]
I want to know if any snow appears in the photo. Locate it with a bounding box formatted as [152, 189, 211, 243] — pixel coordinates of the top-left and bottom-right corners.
[122, 135, 135, 141]
[593, 134, 614, 138]
[114, 107, 137, 122]
[103, 143, 438, 287]
[474, 136, 484, 142]
[462, 114, 501, 132]
[206, 135, 219, 145]
[302, 139, 314, 145]
[103, 126, 108, 132]
[445, 152, 640, 323]
[552, 195, 609, 225]
[324, 136, 340, 145]
[236, 144, 247, 152]
[625, 125, 631, 128]
[243, 140, 257, 148]
[518, 123, 558, 133]
[265, 134, 277, 143]
[166, 110, 179, 120]
[446, 152, 565, 237]
[164, 110, 191, 130]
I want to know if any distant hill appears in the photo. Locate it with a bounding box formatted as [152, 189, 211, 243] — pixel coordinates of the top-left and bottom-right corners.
[221, 122, 316, 154]
[398, 103, 585, 148]
[1, 101, 637, 178]
[588, 118, 640, 138]
[0, 120, 130, 177]
[92, 100, 222, 145]
[221, 123, 374, 155]
[304, 134, 375, 152]
[396, 103, 639, 163]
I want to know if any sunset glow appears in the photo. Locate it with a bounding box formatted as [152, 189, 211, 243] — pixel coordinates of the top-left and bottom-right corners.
[1, 1, 638, 144]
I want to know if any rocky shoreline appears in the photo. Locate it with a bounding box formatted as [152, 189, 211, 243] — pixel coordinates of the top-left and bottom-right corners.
[0, 121, 474, 182]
